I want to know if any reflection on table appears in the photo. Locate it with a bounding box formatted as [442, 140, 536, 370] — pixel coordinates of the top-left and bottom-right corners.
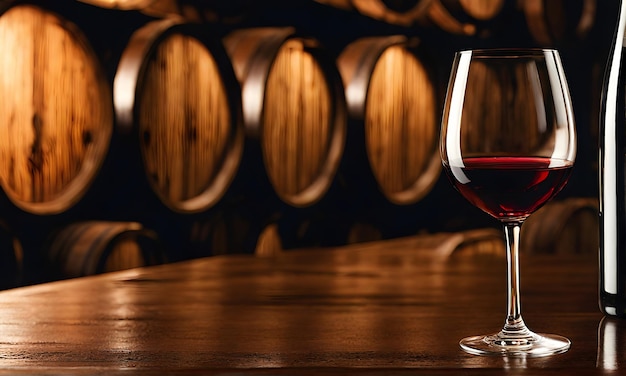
[0, 228, 609, 374]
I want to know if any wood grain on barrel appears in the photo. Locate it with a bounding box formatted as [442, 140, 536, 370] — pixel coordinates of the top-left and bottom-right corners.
[137, 32, 232, 209]
[0, 5, 113, 214]
[365, 45, 437, 201]
[224, 27, 346, 208]
[263, 39, 332, 200]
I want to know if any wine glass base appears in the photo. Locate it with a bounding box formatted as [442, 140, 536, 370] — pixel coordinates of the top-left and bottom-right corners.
[460, 331, 570, 357]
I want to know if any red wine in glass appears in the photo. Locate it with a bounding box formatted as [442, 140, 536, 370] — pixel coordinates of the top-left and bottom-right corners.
[440, 47, 576, 358]
[444, 156, 573, 221]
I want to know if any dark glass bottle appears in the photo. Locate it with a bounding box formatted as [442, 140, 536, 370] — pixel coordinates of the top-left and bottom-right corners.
[600, 0, 626, 317]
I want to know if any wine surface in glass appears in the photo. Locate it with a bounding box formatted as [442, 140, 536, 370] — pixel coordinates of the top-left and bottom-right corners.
[444, 156, 573, 220]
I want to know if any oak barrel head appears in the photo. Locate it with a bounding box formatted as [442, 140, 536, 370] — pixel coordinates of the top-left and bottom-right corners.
[337, 35, 441, 206]
[115, 20, 244, 214]
[224, 27, 347, 208]
[0, 4, 113, 215]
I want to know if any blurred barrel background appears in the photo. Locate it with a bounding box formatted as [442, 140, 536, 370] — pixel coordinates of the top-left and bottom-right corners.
[0, 0, 610, 287]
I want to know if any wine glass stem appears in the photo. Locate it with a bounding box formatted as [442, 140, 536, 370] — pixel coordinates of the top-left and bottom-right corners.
[502, 222, 530, 335]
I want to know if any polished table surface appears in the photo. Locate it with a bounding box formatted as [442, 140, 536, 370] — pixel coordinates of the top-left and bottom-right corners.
[0, 229, 613, 375]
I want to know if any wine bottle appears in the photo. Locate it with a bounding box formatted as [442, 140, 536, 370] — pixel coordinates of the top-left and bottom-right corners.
[600, 0, 626, 317]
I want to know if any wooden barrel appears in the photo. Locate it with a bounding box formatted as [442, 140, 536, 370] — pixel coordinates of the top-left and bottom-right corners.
[0, 1, 242, 220]
[110, 16, 246, 263]
[0, 2, 243, 271]
[414, 0, 513, 37]
[0, 1, 149, 220]
[420, 0, 511, 36]
[224, 31, 441, 249]
[48, 221, 166, 279]
[272, 34, 444, 246]
[314, 0, 432, 26]
[223, 27, 347, 208]
[0, 2, 114, 216]
[76, 0, 178, 15]
[315, 0, 509, 35]
[337, 35, 441, 206]
[115, 18, 243, 215]
[519, 0, 597, 46]
[521, 197, 598, 255]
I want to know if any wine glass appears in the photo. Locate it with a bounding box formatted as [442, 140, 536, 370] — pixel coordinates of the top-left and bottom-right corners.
[440, 48, 576, 357]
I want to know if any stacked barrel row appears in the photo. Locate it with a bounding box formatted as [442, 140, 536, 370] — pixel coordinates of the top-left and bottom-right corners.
[0, 0, 606, 287]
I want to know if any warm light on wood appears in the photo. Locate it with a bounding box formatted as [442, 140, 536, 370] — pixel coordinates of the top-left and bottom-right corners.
[77, 0, 152, 9]
[138, 33, 232, 209]
[103, 235, 145, 272]
[48, 221, 164, 278]
[0, 230, 599, 371]
[459, 0, 504, 20]
[224, 27, 345, 208]
[76, 0, 180, 16]
[255, 223, 284, 257]
[350, 0, 431, 26]
[0, 5, 113, 214]
[316, 0, 506, 35]
[424, 0, 475, 35]
[365, 45, 437, 202]
[263, 39, 333, 201]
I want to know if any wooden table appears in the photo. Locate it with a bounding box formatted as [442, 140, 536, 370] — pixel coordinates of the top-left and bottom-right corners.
[0, 229, 611, 375]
